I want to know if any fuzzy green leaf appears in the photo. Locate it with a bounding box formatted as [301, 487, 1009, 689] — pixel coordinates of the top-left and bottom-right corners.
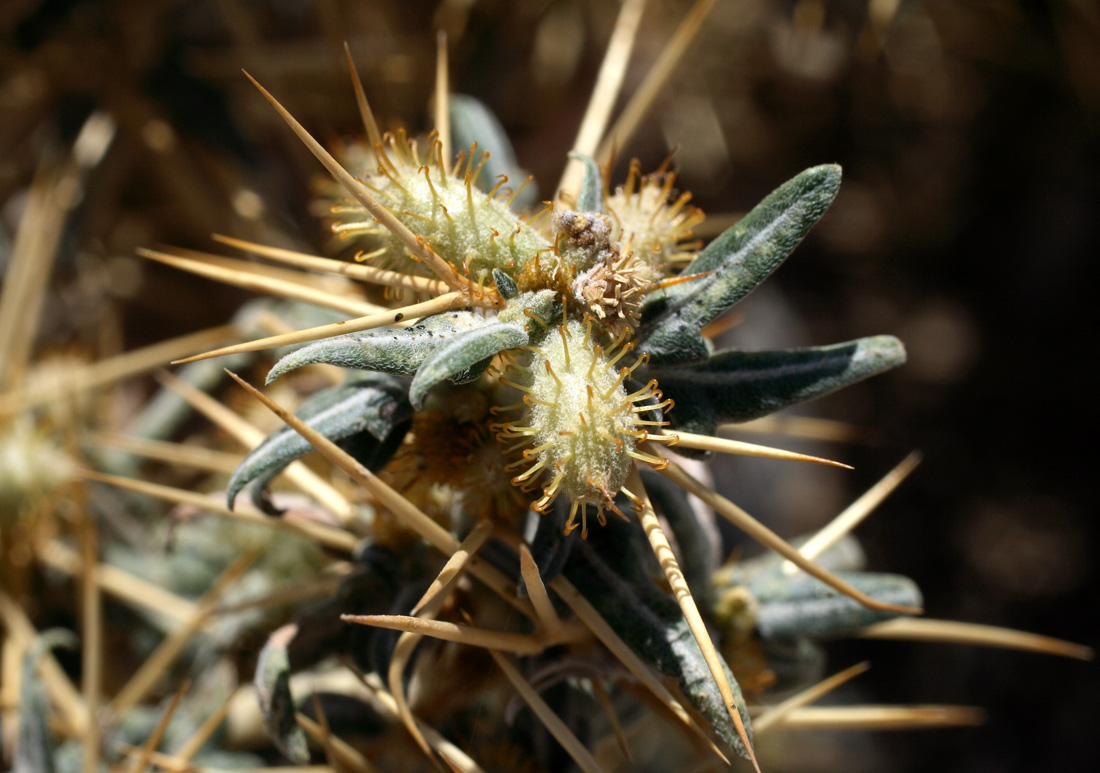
[568, 151, 603, 212]
[266, 311, 487, 383]
[649, 336, 906, 437]
[751, 570, 921, 640]
[565, 526, 753, 758]
[255, 623, 310, 764]
[227, 373, 410, 509]
[450, 94, 539, 210]
[408, 322, 528, 408]
[638, 165, 843, 365]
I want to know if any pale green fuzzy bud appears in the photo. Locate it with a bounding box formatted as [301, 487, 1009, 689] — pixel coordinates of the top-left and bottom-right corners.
[347, 139, 550, 280]
[505, 319, 652, 529]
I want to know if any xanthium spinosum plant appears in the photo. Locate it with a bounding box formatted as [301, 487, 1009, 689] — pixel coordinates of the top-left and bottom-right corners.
[115, 36, 1089, 773]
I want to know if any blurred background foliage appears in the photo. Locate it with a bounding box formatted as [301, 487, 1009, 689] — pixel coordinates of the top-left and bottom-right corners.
[2, 0, 1097, 770]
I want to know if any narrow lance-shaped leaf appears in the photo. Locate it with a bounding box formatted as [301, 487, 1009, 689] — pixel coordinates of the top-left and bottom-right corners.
[450, 94, 539, 210]
[564, 523, 753, 758]
[648, 335, 906, 438]
[227, 373, 410, 508]
[266, 311, 487, 383]
[255, 623, 310, 764]
[638, 165, 843, 366]
[569, 151, 603, 212]
[750, 570, 921, 640]
[408, 322, 528, 408]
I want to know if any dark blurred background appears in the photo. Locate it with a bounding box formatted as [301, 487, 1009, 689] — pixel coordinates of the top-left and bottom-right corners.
[2, 0, 1097, 771]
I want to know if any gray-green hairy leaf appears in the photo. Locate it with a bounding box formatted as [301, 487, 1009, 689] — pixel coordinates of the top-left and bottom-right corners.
[650, 335, 906, 437]
[751, 570, 921, 640]
[255, 623, 309, 764]
[638, 165, 843, 365]
[266, 311, 487, 383]
[408, 322, 527, 408]
[569, 151, 603, 212]
[227, 373, 410, 509]
[450, 94, 538, 210]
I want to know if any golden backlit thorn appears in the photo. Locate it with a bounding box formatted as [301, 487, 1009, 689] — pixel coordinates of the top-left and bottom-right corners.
[411, 519, 494, 616]
[784, 450, 922, 575]
[668, 430, 854, 468]
[649, 445, 923, 616]
[435, 30, 451, 168]
[486, 649, 604, 773]
[212, 234, 450, 294]
[626, 466, 760, 772]
[171, 291, 468, 364]
[722, 414, 870, 443]
[243, 70, 487, 300]
[343, 615, 546, 655]
[753, 661, 871, 735]
[856, 618, 1094, 661]
[344, 43, 384, 159]
[765, 704, 986, 732]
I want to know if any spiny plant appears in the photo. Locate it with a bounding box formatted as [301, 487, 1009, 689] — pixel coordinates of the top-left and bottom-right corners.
[14, 9, 1085, 773]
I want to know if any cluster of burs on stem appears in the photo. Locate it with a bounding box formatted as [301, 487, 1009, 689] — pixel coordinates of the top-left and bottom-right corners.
[144, 34, 1084, 773]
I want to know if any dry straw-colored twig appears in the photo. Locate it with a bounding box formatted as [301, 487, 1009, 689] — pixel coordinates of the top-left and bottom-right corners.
[785, 450, 922, 573]
[487, 648, 605, 773]
[763, 704, 986, 732]
[154, 369, 356, 526]
[752, 661, 870, 734]
[596, 0, 719, 165]
[36, 539, 199, 626]
[212, 234, 449, 295]
[135, 247, 384, 318]
[0, 325, 239, 416]
[224, 370, 535, 619]
[650, 445, 922, 615]
[556, 0, 648, 200]
[172, 291, 470, 365]
[856, 618, 1093, 660]
[79, 516, 102, 773]
[109, 553, 256, 717]
[79, 470, 358, 553]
